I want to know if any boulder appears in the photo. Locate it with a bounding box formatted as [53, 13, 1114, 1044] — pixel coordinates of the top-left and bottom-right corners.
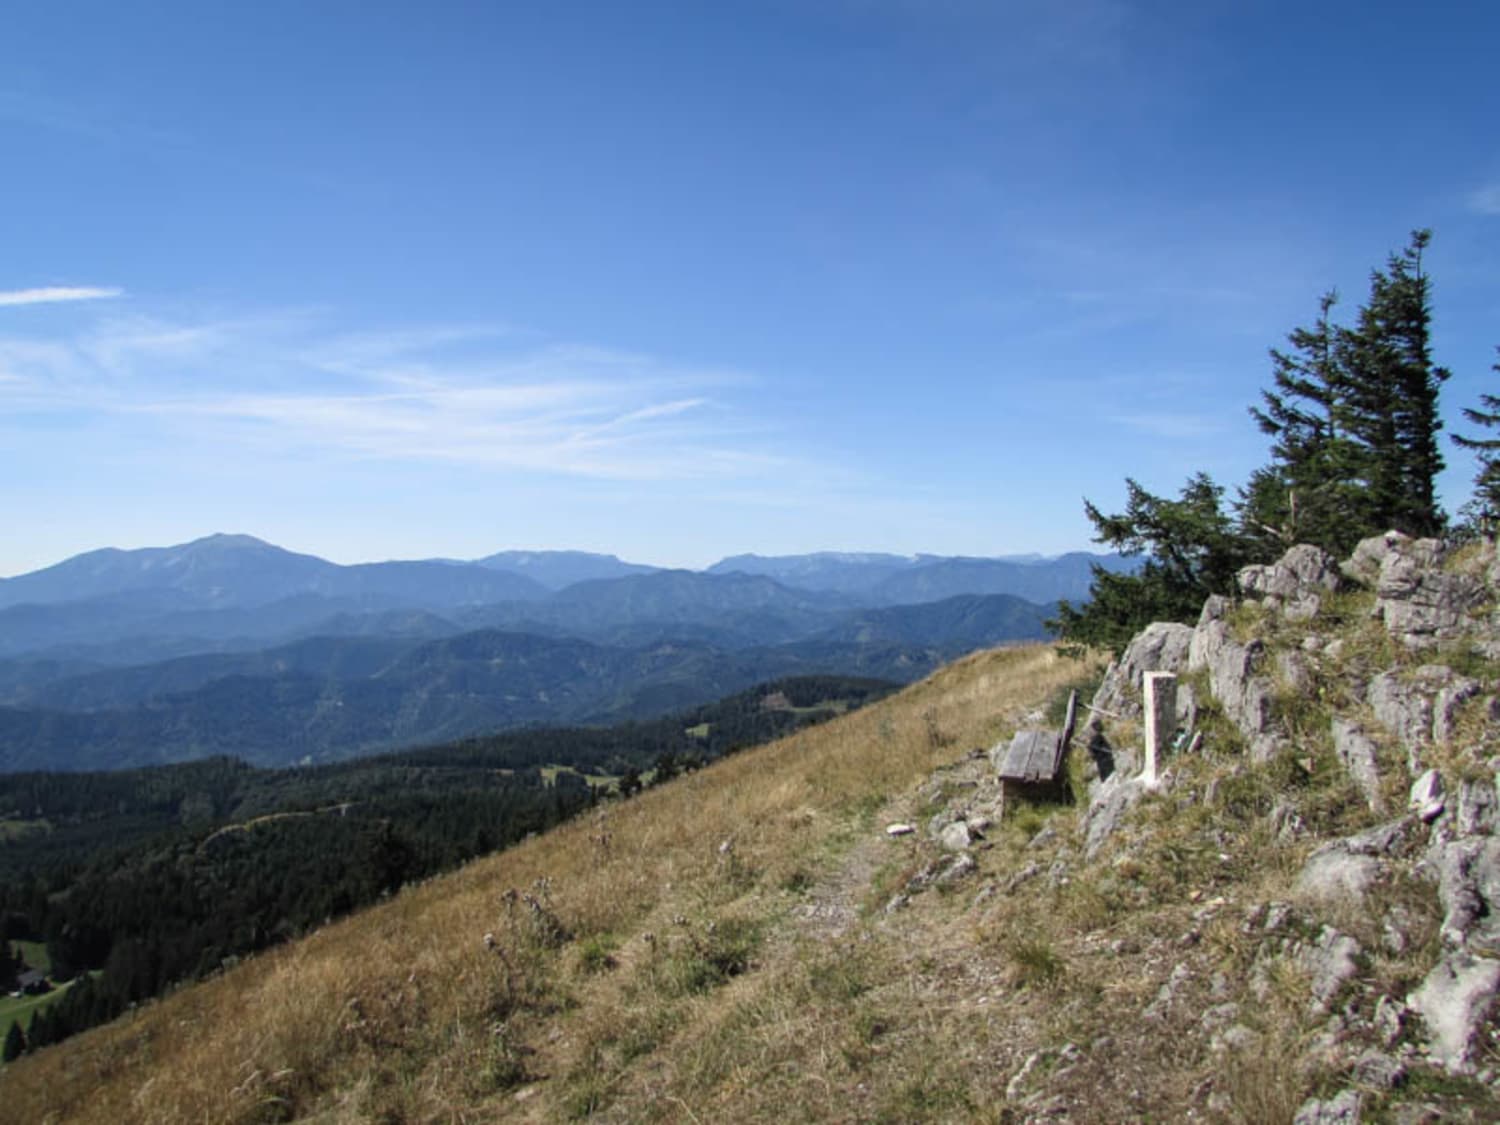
[1089, 621, 1195, 723]
[1293, 1090, 1362, 1125]
[1428, 835, 1500, 952]
[1083, 773, 1147, 859]
[1329, 717, 1383, 810]
[1410, 770, 1446, 823]
[1297, 843, 1382, 906]
[1343, 529, 1411, 586]
[1407, 951, 1500, 1070]
[1371, 536, 1489, 649]
[938, 821, 972, 852]
[1189, 618, 1282, 760]
[1238, 544, 1341, 620]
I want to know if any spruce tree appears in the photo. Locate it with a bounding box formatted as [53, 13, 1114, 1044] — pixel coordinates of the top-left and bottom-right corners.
[2, 1021, 24, 1063]
[1335, 229, 1450, 537]
[1451, 348, 1500, 530]
[1242, 290, 1367, 555]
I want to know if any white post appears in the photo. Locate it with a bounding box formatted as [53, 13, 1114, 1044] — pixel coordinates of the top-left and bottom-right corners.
[1142, 671, 1177, 787]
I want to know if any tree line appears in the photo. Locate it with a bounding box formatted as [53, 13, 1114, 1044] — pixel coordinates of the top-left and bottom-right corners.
[1053, 230, 1499, 652]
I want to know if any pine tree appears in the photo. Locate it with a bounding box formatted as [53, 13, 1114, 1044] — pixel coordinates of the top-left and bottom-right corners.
[1451, 348, 1500, 531]
[1336, 229, 1450, 537]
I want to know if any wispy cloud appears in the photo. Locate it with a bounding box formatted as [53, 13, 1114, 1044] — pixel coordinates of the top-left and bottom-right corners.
[0, 305, 800, 482]
[1468, 182, 1500, 216]
[0, 286, 122, 307]
[1109, 411, 1225, 439]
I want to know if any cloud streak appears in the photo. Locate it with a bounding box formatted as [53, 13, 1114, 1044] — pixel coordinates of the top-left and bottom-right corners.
[0, 286, 123, 307]
[1468, 183, 1500, 216]
[0, 305, 802, 483]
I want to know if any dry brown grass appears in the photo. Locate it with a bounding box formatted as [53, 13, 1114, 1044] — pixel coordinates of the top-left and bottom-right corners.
[0, 644, 1096, 1124]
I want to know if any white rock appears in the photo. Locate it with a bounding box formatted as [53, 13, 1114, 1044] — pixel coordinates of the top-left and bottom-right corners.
[1407, 951, 1500, 1070]
[884, 823, 915, 837]
[938, 821, 972, 852]
[1410, 769, 1446, 823]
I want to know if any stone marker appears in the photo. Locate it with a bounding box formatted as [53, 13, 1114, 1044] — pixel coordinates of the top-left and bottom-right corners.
[1143, 671, 1177, 787]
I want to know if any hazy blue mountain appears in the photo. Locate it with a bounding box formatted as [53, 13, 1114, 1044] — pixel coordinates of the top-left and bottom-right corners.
[707, 552, 924, 596]
[0, 534, 329, 610]
[809, 593, 1055, 649]
[867, 552, 1137, 606]
[708, 550, 1136, 603]
[0, 581, 1060, 769]
[455, 570, 855, 645]
[0, 533, 548, 611]
[0, 592, 457, 662]
[475, 549, 659, 590]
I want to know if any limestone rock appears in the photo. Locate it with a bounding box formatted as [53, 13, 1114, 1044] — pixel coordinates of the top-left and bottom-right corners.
[1407, 950, 1500, 1070]
[1088, 621, 1195, 724]
[1428, 835, 1500, 951]
[1344, 529, 1410, 586]
[938, 821, 972, 852]
[1297, 843, 1382, 906]
[1238, 543, 1341, 620]
[1330, 717, 1383, 810]
[1082, 773, 1147, 859]
[1370, 535, 1490, 649]
[1410, 770, 1446, 823]
[1189, 618, 1281, 760]
[1253, 924, 1362, 1012]
[934, 852, 977, 885]
[1304, 928, 1362, 1010]
[1369, 670, 1434, 771]
[1454, 779, 1500, 837]
[1352, 1047, 1407, 1089]
[1293, 1089, 1362, 1124]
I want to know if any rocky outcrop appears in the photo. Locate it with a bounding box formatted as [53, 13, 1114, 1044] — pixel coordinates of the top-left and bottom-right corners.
[1238, 544, 1341, 620]
[1329, 717, 1383, 810]
[1349, 531, 1492, 650]
[1088, 621, 1193, 724]
[1188, 615, 1282, 762]
[1407, 952, 1500, 1070]
[1368, 666, 1481, 772]
[1075, 531, 1500, 1087]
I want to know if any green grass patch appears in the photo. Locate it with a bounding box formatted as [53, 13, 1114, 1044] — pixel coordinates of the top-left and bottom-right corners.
[15, 941, 51, 975]
[0, 818, 50, 842]
[0, 976, 81, 1045]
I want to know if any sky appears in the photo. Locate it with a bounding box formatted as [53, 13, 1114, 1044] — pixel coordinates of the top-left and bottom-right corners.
[2, 0, 1498, 575]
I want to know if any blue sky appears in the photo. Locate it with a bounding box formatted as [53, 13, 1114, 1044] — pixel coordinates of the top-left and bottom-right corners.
[2, 0, 1498, 575]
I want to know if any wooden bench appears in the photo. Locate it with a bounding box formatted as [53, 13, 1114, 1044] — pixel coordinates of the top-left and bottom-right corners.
[994, 689, 1077, 804]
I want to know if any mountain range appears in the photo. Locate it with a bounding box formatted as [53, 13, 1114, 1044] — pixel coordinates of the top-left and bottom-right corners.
[0, 534, 1133, 770]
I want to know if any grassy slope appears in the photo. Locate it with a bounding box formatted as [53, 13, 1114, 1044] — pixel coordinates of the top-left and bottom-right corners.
[0, 644, 1087, 1122]
[5, 617, 1489, 1122]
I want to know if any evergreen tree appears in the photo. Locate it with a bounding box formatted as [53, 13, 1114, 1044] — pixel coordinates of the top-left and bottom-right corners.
[1050, 474, 1258, 653]
[1451, 348, 1500, 531]
[1335, 229, 1450, 537]
[2, 1021, 24, 1063]
[1242, 290, 1368, 555]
